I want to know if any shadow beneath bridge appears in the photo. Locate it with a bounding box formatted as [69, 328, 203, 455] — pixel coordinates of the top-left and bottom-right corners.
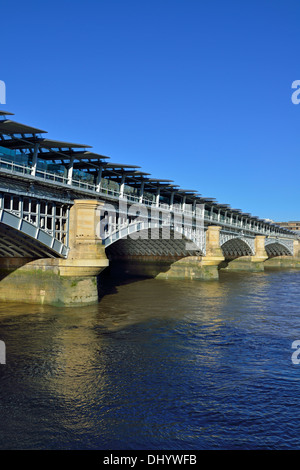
[97, 262, 152, 300]
[218, 260, 230, 270]
[0, 257, 38, 281]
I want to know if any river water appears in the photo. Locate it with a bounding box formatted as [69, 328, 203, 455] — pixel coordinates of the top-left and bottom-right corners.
[0, 269, 300, 450]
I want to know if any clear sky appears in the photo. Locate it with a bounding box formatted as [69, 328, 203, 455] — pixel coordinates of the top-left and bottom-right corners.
[1, 0, 299, 221]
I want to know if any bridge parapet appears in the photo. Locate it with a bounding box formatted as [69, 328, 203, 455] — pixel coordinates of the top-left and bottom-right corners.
[0, 191, 69, 258]
[0, 151, 296, 243]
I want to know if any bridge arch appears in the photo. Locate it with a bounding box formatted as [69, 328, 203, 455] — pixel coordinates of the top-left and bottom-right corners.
[265, 241, 293, 258]
[220, 237, 254, 259]
[102, 223, 207, 281]
[104, 222, 205, 259]
[0, 208, 68, 258]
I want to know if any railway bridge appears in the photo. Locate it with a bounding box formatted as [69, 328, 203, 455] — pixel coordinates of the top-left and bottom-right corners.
[0, 110, 298, 305]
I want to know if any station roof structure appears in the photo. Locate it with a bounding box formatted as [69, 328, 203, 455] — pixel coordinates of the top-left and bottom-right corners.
[0, 110, 14, 116]
[0, 119, 47, 135]
[0, 110, 294, 233]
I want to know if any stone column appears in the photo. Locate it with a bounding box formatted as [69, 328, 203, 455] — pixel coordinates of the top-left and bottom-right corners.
[57, 199, 109, 276]
[202, 226, 225, 264]
[195, 225, 225, 279]
[252, 235, 268, 263]
[294, 240, 300, 258]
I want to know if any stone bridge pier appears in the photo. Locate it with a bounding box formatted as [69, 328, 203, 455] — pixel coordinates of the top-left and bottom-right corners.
[0, 200, 109, 306]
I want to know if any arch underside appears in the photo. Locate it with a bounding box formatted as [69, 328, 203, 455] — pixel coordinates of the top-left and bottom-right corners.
[105, 228, 204, 259]
[221, 238, 254, 259]
[0, 223, 63, 258]
[265, 242, 292, 257]
[0, 208, 68, 258]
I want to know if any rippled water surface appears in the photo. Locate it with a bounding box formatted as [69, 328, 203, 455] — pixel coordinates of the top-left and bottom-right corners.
[1, 269, 300, 449]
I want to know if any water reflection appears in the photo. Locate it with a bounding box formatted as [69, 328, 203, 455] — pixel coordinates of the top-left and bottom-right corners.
[0, 270, 300, 449]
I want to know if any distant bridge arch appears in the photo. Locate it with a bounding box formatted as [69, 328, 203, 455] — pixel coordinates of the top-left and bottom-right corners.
[220, 234, 255, 259]
[265, 239, 293, 257]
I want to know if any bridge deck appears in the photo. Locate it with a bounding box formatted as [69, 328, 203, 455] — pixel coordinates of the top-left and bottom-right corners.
[0, 111, 298, 262]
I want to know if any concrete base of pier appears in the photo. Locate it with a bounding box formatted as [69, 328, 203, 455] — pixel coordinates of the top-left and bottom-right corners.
[264, 256, 300, 269]
[219, 256, 266, 272]
[156, 256, 221, 280]
[0, 257, 108, 307]
[108, 256, 221, 281]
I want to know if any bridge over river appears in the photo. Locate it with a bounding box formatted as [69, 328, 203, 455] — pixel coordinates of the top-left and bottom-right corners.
[0, 110, 298, 305]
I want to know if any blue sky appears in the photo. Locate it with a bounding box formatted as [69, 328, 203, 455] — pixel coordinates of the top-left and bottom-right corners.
[1, 0, 299, 221]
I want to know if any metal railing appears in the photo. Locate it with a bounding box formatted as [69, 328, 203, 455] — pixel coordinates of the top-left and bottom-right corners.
[0, 155, 296, 241]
